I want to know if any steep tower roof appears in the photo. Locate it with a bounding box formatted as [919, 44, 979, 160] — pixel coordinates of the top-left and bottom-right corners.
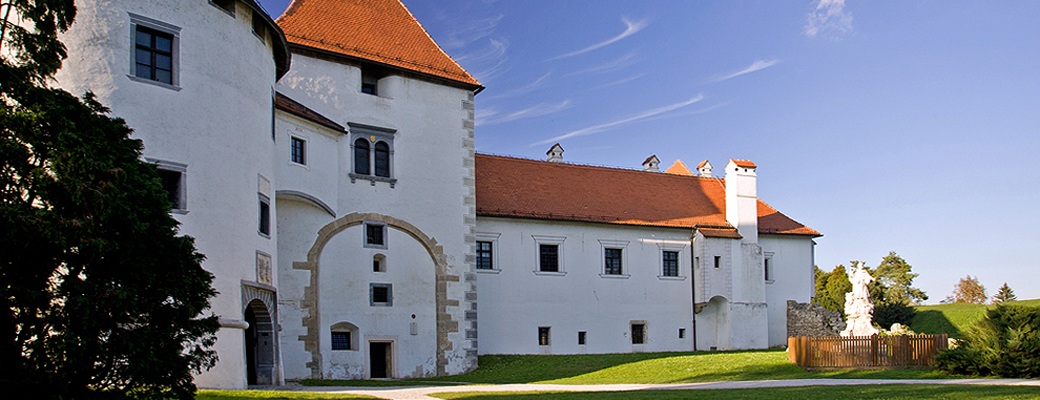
[277, 0, 482, 89]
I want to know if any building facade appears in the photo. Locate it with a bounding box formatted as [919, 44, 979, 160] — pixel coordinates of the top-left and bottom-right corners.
[53, 0, 819, 389]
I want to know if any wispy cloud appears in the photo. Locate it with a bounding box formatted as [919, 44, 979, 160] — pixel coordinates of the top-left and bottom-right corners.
[713, 59, 781, 82]
[439, 14, 504, 49]
[804, 0, 853, 38]
[531, 95, 705, 146]
[549, 17, 648, 60]
[478, 100, 573, 126]
[457, 38, 511, 83]
[568, 52, 639, 76]
[488, 71, 552, 99]
[593, 73, 645, 90]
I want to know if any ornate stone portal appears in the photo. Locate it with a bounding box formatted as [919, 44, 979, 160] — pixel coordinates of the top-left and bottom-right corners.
[840, 262, 880, 337]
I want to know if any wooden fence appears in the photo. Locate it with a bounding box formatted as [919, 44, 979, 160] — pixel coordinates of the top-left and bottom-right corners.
[788, 334, 948, 369]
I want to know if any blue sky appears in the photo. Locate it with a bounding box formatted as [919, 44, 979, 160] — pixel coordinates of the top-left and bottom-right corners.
[258, 0, 1040, 303]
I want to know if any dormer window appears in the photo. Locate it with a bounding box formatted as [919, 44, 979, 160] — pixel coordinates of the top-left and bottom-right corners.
[361, 74, 378, 95]
[360, 66, 389, 96]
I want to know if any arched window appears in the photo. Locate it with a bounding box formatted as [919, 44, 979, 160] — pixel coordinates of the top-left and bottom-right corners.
[354, 138, 370, 175]
[374, 141, 390, 177]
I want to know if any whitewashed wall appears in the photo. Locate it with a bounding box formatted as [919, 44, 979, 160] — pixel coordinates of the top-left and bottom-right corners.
[475, 217, 695, 355]
[760, 234, 816, 347]
[55, 0, 281, 389]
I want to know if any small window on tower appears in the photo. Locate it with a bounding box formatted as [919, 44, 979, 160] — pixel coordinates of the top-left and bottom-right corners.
[290, 136, 306, 165]
[370, 283, 392, 306]
[365, 222, 386, 248]
[538, 327, 551, 346]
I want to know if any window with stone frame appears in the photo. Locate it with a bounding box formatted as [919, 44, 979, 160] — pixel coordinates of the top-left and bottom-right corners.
[631, 323, 645, 345]
[290, 136, 306, 165]
[476, 241, 493, 270]
[662, 251, 679, 277]
[349, 123, 397, 186]
[604, 248, 623, 275]
[539, 244, 559, 272]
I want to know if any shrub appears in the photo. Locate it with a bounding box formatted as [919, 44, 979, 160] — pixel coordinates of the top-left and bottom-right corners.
[933, 305, 1040, 377]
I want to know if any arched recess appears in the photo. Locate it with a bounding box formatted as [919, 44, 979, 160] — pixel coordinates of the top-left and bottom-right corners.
[244, 298, 276, 385]
[276, 190, 335, 217]
[292, 212, 459, 379]
[701, 295, 731, 351]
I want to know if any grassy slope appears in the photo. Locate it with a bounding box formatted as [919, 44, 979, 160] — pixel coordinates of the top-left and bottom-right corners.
[430, 385, 1040, 400]
[911, 299, 1040, 338]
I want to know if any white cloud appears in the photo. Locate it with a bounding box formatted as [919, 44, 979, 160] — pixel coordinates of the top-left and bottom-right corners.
[568, 52, 639, 76]
[713, 59, 781, 82]
[439, 14, 504, 49]
[531, 95, 705, 146]
[457, 38, 511, 83]
[593, 73, 645, 90]
[549, 17, 648, 60]
[804, 0, 853, 38]
[478, 100, 573, 126]
[488, 71, 552, 99]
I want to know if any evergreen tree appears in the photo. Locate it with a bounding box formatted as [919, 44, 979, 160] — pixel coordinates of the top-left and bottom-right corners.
[953, 275, 988, 304]
[813, 265, 851, 314]
[0, 2, 218, 399]
[993, 282, 1017, 303]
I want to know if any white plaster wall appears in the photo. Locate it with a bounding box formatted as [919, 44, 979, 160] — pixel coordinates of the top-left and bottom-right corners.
[694, 235, 735, 304]
[760, 234, 816, 347]
[275, 112, 342, 211]
[54, 0, 280, 389]
[277, 54, 474, 374]
[475, 218, 695, 355]
[318, 226, 438, 379]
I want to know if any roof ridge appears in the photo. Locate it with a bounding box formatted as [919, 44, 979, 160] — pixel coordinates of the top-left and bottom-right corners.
[476, 152, 718, 181]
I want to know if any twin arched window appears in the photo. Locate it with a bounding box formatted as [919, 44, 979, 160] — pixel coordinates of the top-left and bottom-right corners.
[353, 138, 390, 177]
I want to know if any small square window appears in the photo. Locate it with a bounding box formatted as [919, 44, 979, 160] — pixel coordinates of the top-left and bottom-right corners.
[210, 0, 235, 14]
[604, 248, 623, 275]
[258, 196, 270, 236]
[370, 283, 392, 306]
[539, 244, 559, 272]
[291, 136, 306, 165]
[365, 223, 386, 248]
[158, 169, 183, 210]
[373, 254, 386, 272]
[679, 328, 686, 339]
[714, 256, 721, 269]
[476, 241, 493, 270]
[631, 323, 645, 345]
[578, 331, 586, 345]
[662, 251, 679, 277]
[251, 9, 267, 42]
[538, 327, 551, 346]
[361, 73, 378, 95]
[332, 331, 351, 350]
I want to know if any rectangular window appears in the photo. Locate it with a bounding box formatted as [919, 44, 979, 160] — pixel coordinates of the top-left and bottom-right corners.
[539, 244, 559, 272]
[158, 168, 183, 210]
[251, 9, 267, 42]
[361, 72, 378, 95]
[662, 251, 679, 277]
[370, 283, 392, 306]
[290, 137, 306, 165]
[631, 323, 645, 345]
[679, 328, 686, 339]
[373, 259, 381, 272]
[538, 327, 551, 346]
[764, 257, 772, 281]
[210, 0, 235, 14]
[331, 331, 351, 350]
[134, 26, 174, 84]
[476, 241, 493, 270]
[714, 256, 721, 269]
[366, 223, 385, 247]
[578, 331, 586, 345]
[258, 196, 270, 236]
[604, 248, 623, 275]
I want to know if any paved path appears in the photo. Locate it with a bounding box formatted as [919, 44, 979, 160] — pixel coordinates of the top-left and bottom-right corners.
[266, 379, 1040, 400]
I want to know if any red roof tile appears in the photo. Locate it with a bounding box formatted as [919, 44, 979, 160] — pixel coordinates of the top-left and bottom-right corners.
[277, 0, 481, 89]
[476, 154, 821, 237]
[731, 159, 757, 168]
[664, 159, 695, 176]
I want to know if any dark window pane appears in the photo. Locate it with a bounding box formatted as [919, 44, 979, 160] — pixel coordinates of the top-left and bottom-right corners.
[604, 248, 622, 275]
[372, 286, 389, 303]
[136, 64, 152, 79]
[155, 35, 172, 52]
[136, 30, 151, 46]
[354, 139, 370, 175]
[258, 200, 270, 235]
[632, 324, 645, 344]
[291, 137, 305, 164]
[331, 332, 351, 350]
[476, 241, 493, 269]
[136, 49, 153, 66]
[663, 251, 679, 277]
[158, 169, 181, 209]
[366, 224, 383, 246]
[155, 69, 172, 84]
[578, 331, 586, 345]
[155, 54, 172, 70]
[374, 141, 390, 177]
[538, 327, 550, 346]
[539, 244, 558, 272]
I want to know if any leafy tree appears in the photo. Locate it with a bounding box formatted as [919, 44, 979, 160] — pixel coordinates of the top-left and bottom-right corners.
[1, 1, 218, 399]
[993, 283, 1017, 304]
[813, 265, 851, 314]
[934, 305, 1040, 378]
[953, 275, 987, 304]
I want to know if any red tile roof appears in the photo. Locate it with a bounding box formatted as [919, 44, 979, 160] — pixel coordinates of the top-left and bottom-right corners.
[731, 159, 757, 168]
[665, 159, 695, 176]
[275, 92, 345, 133]
[475, 154, 821, 237]
[277, 0, 482, 89]
[697, 159, 710, 169]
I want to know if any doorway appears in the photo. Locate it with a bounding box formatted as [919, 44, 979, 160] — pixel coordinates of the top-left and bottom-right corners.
[369, 342, 392, 378]
[245, 299, 275, 385]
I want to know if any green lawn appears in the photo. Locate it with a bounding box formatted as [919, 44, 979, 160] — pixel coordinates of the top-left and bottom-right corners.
[198, 390, 376, 399]
[911, 299, 1040, 338]
[300, 348, 954, 387]
[429, 385, 1040, 400]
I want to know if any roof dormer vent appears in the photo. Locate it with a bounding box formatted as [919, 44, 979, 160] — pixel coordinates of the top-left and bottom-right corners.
[642, 155, 660, 172]
[546, 143, 564, 163]
[697, 160, 713, 177]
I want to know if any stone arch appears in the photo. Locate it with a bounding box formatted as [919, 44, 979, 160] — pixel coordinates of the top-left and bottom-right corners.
[276, 190, 336, 217]
[292, 212, 459, 378]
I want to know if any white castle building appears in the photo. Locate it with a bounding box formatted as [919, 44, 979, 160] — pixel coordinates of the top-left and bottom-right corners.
[54, 0, 820, 389]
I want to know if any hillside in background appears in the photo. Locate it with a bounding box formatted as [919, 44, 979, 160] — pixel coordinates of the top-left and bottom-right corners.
[911, 299, 1040, 338]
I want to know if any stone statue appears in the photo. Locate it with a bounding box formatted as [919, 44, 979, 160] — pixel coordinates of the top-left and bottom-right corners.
[840, 262, 879, 337]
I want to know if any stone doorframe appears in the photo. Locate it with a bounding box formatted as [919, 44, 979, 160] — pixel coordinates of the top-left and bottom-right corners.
[292, 212, 460, 379]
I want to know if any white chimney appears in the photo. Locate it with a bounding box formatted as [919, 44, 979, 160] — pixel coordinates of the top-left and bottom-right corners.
[725, 159, 758, 243]
[697, 160, 713, 177]
[546, 143, 564, 163]
[642, 155, 660, 172]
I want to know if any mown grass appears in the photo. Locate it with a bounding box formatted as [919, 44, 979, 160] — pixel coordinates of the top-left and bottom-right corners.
[300, 348, 954, 387]
[429, 385, 1040, 400]
[911, 299, 1040, 338]
[198, 390, 376, 399]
